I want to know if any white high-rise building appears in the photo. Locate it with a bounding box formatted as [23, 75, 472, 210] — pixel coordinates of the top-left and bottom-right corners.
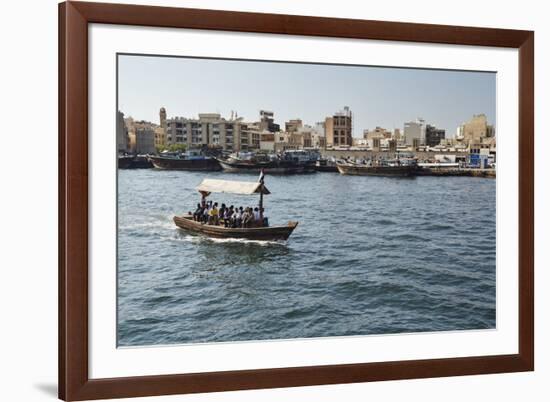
[403, 118, 426, 146]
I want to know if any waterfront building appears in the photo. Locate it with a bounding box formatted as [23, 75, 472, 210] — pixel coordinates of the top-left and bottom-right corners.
[165, 113, 244, 152]
[353, 138, 369, 148]
[393, 128, 402, 142]
[274, 132, 291, 152]
[240, 121, 261, 151]
[404, 118, 426, 147]
[290, 132, 305, 149]
[325, 106, 353, 147]
[312, 122, 326, 148]
[259, 110, 280, 133]
[159, 107, 167, 130]
[259, 132, 275, 152]
[295, 125, 321, 148]
[116, 110, 128, 153]
[388, 139, 397, 153]
[155, 107, 167, 148]
[372, 137, 381, 151]
[425, 124, 446, 147]
[324, 117, 334, 146]
[457, 114, 495, 145]
[285, 119, 303, 133]
[468, 136, 497, 158]
[125, 118, 157, 154]
[134, 127, 156, 154]
[154, 127, 166, 149]
[363, 126, 392, 141]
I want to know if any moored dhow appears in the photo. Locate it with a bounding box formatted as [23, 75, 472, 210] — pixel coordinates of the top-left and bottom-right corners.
[148, 150, 221, 171]
[216, 150, 316, 174]
[118, 154, 154, 169]
[336, 159, 417, 177]
[173, 176, 298, 241]
[315, 157, 338, 172]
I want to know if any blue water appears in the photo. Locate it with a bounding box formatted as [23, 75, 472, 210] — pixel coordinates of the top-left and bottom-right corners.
[117, 170, 496, 346]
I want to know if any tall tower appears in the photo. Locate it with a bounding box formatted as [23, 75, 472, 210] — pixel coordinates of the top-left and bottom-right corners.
[159, 107, 167, 129]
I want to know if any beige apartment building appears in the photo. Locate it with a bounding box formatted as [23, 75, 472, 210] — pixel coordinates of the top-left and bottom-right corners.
[457, 114, 495, 145]
[325, 106, 353, 147]
[162, 108, 281, 152]
[116, 110, 128, 153]
[125, 117, 157, 154]
[285, 119, 303, 133]
[131, 107, 330, 153]
[363, 126, 392, 141]
[164, 112, 244, 152]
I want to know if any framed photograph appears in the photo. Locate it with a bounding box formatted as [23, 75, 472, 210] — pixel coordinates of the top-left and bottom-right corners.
[59, 1, 534, 400]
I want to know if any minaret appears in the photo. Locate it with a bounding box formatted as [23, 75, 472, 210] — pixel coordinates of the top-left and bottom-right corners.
[159, 107, 167, 129]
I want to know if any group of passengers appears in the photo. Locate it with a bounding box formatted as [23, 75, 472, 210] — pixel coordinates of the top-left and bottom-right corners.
[192, 200, 268, 228]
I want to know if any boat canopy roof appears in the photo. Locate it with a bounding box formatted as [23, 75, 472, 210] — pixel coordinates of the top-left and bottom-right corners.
[197, 179, 270, 196]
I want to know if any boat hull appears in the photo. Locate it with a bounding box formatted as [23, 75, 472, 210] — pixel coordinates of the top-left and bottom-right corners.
[118, 155, 153, 169]
[337, 163, 416, 177]
[174, 215, 298, 241]
[217, 159, 315, 174]
[118, 156, 134, 169]
[149, 156, 221, 171]
[315, 165, 338, 172]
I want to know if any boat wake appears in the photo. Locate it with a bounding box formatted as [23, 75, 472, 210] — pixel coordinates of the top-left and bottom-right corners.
[200, 236, 286, 246]
[118, 219, 174, 231]
[170, 230, 286, 246]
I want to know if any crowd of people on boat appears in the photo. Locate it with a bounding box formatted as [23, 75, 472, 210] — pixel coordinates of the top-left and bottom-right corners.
[192, 200, 268, 228]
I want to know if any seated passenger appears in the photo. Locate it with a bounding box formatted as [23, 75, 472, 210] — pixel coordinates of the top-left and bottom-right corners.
[244, 207, 256, 228]
[231, 208, 239, 228]
[241, 208, 250, 228]
[193, 203, 202, 221]
[235, 207, 244, 227]
[253, 207, 260, 223]
[209, 202, 219, 225]
[224, 205, 234, 227]
[202, 203, 210, 224]
[219, 203, 226, 223]
[260, 207, 268, 227]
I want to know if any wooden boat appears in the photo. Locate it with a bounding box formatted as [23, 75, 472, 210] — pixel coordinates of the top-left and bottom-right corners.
[174, 215, 298, 241]
[216, 151, 316, 174]
[148, 153, 221, 171]
[336, 161, 416, 177]
[118, 155, 134, 169]
[173, 176, 299, 241]
[315, 158, 338, 172]
[118, 154, 153, 169]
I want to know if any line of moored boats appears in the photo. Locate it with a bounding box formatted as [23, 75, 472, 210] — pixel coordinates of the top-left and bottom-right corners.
[118, 149, 495, 177]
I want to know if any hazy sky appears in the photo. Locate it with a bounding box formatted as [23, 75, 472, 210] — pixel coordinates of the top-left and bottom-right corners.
[118, 54, 496, 137]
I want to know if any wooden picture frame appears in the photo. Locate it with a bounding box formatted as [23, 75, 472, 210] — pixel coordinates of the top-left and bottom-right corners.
[59, 1, 534, 400]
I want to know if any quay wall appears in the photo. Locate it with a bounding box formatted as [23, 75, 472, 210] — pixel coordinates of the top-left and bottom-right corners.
[320, 149, 468, 159]
[418, 168, 496, 178]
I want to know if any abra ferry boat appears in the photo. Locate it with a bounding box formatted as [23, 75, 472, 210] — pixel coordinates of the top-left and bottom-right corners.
[173, 177, 298, 241]
[148, 150, 221, 171]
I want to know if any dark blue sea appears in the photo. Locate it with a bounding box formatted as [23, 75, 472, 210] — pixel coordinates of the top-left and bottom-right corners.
[117, 170, 496, 346]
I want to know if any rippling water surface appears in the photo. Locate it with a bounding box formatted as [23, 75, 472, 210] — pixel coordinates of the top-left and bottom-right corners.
[117, 170, 496, 346]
